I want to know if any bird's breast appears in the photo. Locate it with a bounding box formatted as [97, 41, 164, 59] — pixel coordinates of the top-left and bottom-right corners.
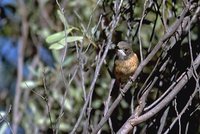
[114, 53, 138, 83]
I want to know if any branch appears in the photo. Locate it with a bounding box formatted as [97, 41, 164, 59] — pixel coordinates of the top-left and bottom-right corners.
[70, 1, 123, 133]
[118, 53, 200, 133]
[92, 3, 191, 133]
[12, 0, 28, 133]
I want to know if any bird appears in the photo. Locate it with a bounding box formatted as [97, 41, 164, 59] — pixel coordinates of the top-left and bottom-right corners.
[114, 41, 139, 89]
[111, 41, 139, 132]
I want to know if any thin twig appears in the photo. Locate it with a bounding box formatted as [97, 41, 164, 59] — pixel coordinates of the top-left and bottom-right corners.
[71, 2, 122, 133]
[42, 71, 54, 133]
[92, 5, 190, 133]
[12, 0, 28, 133]
[119, 53, 200, 133]
[157, 107, 170, 134]
[0, 106, 13, 133]
[138, 0, 151, 61]
[55, 1, 71, 133]
[163, 84, 199, 134]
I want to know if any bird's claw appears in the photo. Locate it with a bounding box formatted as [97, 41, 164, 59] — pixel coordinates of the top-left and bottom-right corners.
[120, 88, 125, 96]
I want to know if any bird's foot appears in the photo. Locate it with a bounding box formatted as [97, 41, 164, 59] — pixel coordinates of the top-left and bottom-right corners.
[120, 88, 125, 96]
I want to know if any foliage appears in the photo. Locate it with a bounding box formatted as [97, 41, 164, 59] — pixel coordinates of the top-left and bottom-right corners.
[0, 0, 200, 134]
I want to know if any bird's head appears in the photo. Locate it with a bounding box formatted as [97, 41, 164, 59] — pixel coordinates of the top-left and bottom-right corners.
[116, 41, 133, 60]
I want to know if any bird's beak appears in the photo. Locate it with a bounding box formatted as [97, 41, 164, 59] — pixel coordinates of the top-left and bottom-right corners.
[117, 49, 126, 57]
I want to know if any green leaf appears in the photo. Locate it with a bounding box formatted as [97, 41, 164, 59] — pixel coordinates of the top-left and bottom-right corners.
[60, 123, 71, 131]
[49, 36, 83, 50]
[49, 42, 64, 50]
[60, 36, 83, 43]
[46, 31, 65, 44]
[21, 81, 39, 89]
[45, 27, 79, 44]
[92, 100, 101, 109]
[57, 10, 69, 27]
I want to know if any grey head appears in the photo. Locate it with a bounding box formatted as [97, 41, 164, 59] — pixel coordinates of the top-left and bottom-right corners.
[116, 41, 133, 60]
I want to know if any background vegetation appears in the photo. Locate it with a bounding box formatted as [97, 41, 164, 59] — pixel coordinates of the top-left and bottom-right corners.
[0, 0, 200, 133]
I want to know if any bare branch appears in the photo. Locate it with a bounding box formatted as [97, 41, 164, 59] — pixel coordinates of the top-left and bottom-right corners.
[92, 4, 191, 133]
[118, 53, 200, 133]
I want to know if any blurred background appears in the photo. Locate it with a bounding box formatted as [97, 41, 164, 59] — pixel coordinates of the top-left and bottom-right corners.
[0, 0, 95, 133]
[0, 0, 200, 134]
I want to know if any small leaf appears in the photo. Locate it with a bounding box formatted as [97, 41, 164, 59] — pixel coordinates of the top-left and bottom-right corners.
[60, 123, 71, 131]
[63, 56, 74, 66]
[21, 81, 39, 89]
[57, 10, 69, 27]
[46, 31, 65, 44]
[45, 27, 79, 44]
[64, 99, 72, 111]
[49, 43, 64, 50]
[49, 36, 83, 50]
[92, 100, 101, 109]
[59, 36, 83, 43]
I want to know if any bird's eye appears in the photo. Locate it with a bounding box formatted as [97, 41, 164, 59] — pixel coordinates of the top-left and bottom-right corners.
[124, 48, 128, 51]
